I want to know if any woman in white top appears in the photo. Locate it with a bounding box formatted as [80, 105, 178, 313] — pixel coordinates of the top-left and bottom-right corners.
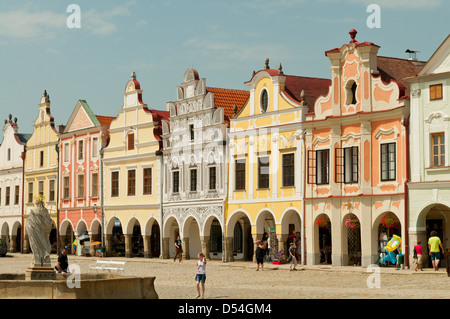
[195, 252, 207, 299]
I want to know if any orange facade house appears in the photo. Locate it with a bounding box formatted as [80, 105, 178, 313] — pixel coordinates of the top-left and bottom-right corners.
[304, 30, 424, 267]
[58, 100, 114, 254]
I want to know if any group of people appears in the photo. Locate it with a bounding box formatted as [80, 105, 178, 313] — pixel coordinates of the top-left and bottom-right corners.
[413, 230, 445, 272]
[255, 238, 299, 272]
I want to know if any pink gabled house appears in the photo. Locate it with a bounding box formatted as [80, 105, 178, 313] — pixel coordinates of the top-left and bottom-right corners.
[303, 30, 424, 267]
[58, 100, 114, 254]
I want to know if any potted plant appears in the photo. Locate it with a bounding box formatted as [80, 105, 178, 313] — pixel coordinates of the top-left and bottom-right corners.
[345, 215, 360, 229]
[316, 216, 331, 229]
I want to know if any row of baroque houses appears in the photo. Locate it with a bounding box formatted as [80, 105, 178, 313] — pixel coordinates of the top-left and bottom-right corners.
[1, 30, 449, 268]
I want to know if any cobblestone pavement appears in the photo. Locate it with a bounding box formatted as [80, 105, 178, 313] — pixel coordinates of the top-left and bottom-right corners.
[1, 253, 449, 299]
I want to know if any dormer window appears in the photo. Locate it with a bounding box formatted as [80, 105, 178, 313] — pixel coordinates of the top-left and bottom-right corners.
[260, 89, 268, 113]
[127, 132, 135, 150]
[346, 81, 358, 105]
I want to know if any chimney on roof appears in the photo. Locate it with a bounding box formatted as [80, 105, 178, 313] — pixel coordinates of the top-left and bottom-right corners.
[232, 104, 237, 116]
[405, 49, 420, 61]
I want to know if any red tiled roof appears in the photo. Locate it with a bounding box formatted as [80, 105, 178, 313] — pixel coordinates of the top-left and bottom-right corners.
[282, 75, 332, 112]
[143, 108, 170, 145]
[206, 87, 250, 122]
[95, 115, 115, 128]
[376, 56, 426, 98]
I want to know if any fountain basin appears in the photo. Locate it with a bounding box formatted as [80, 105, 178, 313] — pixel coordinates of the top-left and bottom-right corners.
[0, 273, 158, 299]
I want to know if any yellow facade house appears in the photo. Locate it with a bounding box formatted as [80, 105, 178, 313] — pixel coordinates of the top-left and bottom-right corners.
[226, 59, 330, 262]
[102, 73, 169, 258]
[23, 90, 63, 254]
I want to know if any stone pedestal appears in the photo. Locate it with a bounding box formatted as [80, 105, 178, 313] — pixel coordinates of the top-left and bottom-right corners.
[25, 267, 56, 281]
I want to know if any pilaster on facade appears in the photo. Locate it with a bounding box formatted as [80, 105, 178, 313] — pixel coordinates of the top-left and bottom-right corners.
[23, 90, 63, 254]
[102, 72, 169, 259]
[0, 115, 30, 253]
[305, 29, 424, 267]
[162, 68, 249, 261]
[405, 34, 450, 268]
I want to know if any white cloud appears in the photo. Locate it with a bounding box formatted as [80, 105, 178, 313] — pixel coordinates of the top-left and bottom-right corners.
[322, 0, 443, 9]
[0, 3, 133, 40]
[82, 5, 131, 36]
[183, 35, 294, 70]
[0, 9, 65, 39]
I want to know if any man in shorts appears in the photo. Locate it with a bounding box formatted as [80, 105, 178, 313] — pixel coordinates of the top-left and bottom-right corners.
[428, 231, 444, 271]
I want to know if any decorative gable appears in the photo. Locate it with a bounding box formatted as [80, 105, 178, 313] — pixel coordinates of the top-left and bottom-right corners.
[64, 100, 100, 133]
[418, 35, 450, 76]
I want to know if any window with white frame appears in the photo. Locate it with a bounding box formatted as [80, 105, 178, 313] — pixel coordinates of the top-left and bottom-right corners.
[92, 137, 99, 158]
[308, 149, 329, 185]
[380, 142, 396, 181]
[431, 132, 445, 167]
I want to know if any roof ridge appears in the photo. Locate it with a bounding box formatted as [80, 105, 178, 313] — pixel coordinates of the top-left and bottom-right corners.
[378, 55, 427, 63]
[206, 86, 249, 93]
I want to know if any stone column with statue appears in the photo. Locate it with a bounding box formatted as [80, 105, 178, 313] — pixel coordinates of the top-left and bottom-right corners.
[25, 195, 56, 280]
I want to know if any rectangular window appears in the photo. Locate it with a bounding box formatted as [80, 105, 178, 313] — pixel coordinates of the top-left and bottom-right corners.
[143, 168, 152, 195]
[316, 149, 330, 185]
[189, 124, 194, 141]
[92, 173, 98, 197]
[381, 143, 396, 181]
[173, 171, 180, 193]
[235, 159, 246, 190]
[430, 84, 443, 101]
[190, 169, 197, 192]
[336, 147, 358, 183]
[78, 140, 84, 160]
[28, 182, 33, 203]
[5, 187, 10, 206]
[49, 180, 55, 202]
[209, 166, 216, 190]
[64, 143, 70, 162]
[63, 177, 70, 199]
[40, 151, 44, 167]
[111, 172, 119, 197]
[307, 150, 316, 184]
[282, 153, 295, 187]
[258, 156, 270, 189]
[14, 185, 20, 205]
[431, 133, 445, 167]
[127, 170, 136, 196]
[78, 175, 84, 198]
[92, 137, 99, 157]
[38, 181, 44, 196]
[127, 133, 135, 150]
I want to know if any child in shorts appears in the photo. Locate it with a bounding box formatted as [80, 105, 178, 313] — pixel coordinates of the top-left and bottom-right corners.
[195, 252, 207, 299]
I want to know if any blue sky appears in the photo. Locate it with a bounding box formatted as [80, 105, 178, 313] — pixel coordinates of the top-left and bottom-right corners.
[0, 0, 448, 139]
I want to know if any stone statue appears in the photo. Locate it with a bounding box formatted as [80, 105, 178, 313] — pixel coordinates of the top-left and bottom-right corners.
[26, 196, 52, 267]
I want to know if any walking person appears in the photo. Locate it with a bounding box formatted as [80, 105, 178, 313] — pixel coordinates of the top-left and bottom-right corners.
[428, 231, 444, 271]
[195, 252, 207, 299]
[289, 242, 298, 271]
[174, 235, 183, 262]
[413, 240, 423, 271]
[255, 240, 265, 271]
